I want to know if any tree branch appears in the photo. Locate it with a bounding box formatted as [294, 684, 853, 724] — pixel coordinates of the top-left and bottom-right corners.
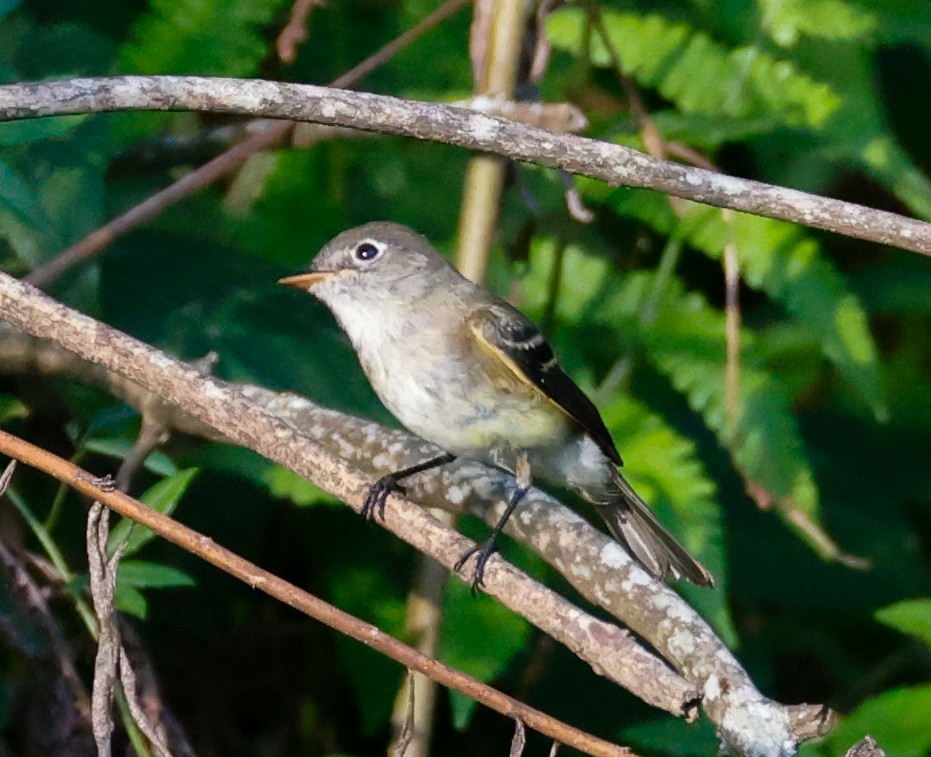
[0, 430, 636, 757]
[0, 75, 928, 255]
[0, 276, 695, 714]
[0, 271, 833, 755]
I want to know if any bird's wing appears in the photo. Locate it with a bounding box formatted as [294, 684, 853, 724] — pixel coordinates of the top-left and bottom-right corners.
[467, 304, 622, 466]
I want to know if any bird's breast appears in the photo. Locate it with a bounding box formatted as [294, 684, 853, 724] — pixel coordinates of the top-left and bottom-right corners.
[343, 311, 571, 459]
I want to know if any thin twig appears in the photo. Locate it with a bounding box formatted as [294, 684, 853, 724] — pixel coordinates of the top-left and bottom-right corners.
[392, 669, 417, 757]
[0, 459, 14, 495]
[0, 431, 635, 757]
[118, 646, 172, 757]
[388, 541, 449, 757]
[510, 718, 528, 757]
[20, 0, 471, 288]
[276, 0, 323, 64]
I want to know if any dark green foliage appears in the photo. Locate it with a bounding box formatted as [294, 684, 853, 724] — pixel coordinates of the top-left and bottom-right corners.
[1, 0, 930, 755]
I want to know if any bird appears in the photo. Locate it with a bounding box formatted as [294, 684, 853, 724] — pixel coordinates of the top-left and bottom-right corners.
[279, 222, 713, 589]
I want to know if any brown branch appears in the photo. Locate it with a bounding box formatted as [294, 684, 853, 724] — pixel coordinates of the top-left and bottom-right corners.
[0, 429, 634, 757]
[1, 76, 926, 256]
[0, 270, 835, 755]
[0, 276, 696, 719]
[276, 0, 323, 64]
[19, 0, 471, 288]
[0, 322, 843, 755]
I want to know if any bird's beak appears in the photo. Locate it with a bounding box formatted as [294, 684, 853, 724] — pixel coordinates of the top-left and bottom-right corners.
[278, 271, 335, 289]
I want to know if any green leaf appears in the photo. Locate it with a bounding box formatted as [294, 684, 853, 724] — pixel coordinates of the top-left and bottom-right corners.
[114, 583, 148, 620]
[520, 241, 836, 561]
[120, 0, 288, 76]
[875, 599, 931, 647]
[439, 579, 532, 728]
[0, 115, 88, 147]
[610, 270, 829, 553]
[0, 159, 47, 229]
[0, 394, 28, 425]
[117, 560, 196, 589]
[759, 0, 877, 47]
[547, 8, 840, 129]
[110, 557, 194, 625]
[260, 465, 340, 508]
[610, 192, 887, 420]
[825, 685, 931, 757]
[84, 437, 178, 476]
[107, 468, 199, 558]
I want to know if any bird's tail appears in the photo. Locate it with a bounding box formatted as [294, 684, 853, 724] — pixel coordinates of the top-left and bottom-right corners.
[595, 470, 714, 587]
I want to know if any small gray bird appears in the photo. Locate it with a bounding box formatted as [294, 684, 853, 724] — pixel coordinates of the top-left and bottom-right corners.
[280, 222, 713, 588]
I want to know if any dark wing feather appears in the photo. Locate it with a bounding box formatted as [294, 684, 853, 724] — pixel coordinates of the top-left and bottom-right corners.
[467, 304, 622, 466]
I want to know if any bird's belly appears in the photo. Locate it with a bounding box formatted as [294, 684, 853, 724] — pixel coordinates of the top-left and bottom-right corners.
[373, 362, 570, 460]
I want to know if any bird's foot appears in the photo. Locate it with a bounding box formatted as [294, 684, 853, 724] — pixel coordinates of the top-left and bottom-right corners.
[362, 474, 406, 522]
[453, 538, 498, 596]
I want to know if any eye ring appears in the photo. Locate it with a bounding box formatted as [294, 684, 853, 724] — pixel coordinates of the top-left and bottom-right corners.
[354, 241, 382, 262]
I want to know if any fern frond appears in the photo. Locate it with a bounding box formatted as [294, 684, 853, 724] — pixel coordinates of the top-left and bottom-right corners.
[603, 270, 839, 559]
[759, 0, 877, 47]
[610, 190, 887, 420]
[520, 242, 844, 567]
[547, 7, 840, 129]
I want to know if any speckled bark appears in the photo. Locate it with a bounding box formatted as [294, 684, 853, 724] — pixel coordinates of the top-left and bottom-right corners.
[0, 76, 928, 256]
[0, 278, 695, 719]
[0, 280, 833, 755]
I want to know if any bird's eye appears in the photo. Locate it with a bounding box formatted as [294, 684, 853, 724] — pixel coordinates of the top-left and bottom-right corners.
[354, 242, 381, 262]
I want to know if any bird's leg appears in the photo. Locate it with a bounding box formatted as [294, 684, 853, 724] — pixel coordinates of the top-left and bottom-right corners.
[454, 453, 532, 595]
[362, 452, 456, 521]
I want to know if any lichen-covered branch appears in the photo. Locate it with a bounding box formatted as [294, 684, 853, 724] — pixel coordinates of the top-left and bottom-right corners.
[0, 276, 833, 755]
[0, 76, 927, 256]
[0, 276, 696, 719]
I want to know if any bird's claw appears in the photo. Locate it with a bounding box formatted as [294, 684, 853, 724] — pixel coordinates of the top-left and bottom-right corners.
[453, 539, 497, 596]
[362, 474, 406, 522]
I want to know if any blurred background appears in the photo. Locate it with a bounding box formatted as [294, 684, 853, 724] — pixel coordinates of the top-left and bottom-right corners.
[0, 0, 930, 755]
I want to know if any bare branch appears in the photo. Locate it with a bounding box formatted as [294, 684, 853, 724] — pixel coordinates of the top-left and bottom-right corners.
[510, 718, 528, 757]
[0, 459, 14, 497]
[0, 76, 927, 256]
[0, 269, 835, 755]
[276, 0, 323, 64]
[87, 502, 120, 756]
[0, 430, 635, 757]
[117, 646, 172, 757]
[392, 669, 417, 757]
